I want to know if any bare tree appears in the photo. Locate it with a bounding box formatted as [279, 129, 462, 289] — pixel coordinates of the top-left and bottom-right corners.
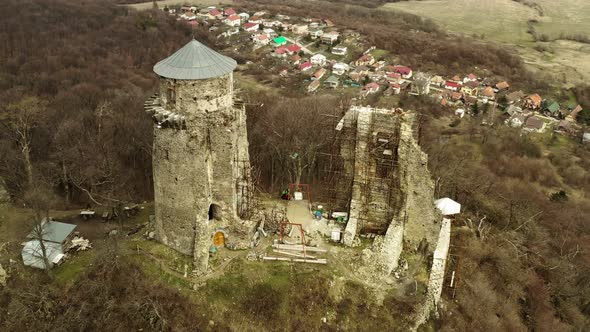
[2, 96, 46, 189]
[23, 186, 58, 273]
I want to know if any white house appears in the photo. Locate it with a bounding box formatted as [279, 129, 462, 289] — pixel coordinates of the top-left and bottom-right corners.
[331, 46, 347, 56]
[507, 114, 525, 128]
[224, 14, 241, 27]
[238, 12, 250, 22]
[332, 62, 350, 75]
[311, 54, 327, 67]
[22, 219, 77, 270]
[292, 24, 308, 35]
[321, 31, 339, 44]
[309, 29, 324, 39]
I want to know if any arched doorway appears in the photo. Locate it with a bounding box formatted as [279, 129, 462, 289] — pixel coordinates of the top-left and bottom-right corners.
[208, 203, 222, 220]
[213, 231, 226, 247]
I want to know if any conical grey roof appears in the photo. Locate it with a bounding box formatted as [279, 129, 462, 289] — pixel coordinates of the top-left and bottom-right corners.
[153, 39, 237, 80]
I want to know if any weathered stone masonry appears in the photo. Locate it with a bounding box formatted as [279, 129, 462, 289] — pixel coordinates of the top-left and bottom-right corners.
[145, 40, 251, 274]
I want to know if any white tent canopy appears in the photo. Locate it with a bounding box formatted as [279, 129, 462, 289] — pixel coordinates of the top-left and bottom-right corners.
[434, 198, 461, 216]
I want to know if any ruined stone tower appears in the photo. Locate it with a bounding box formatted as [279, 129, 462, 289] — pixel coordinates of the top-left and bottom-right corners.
[144, 39, 251, 274]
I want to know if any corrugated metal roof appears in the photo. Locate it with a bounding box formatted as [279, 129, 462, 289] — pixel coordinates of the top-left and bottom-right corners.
[26, 219, 76, 244]
[153, 39, 237, 80]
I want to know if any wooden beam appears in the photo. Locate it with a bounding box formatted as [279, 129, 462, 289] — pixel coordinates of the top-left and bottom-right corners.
[273, 249, 316, 259]
[272, 244, 327, 253]
[262, 256, 327, 264]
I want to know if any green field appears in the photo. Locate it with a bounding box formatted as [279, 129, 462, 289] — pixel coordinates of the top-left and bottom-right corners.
[383, 0, 590, 85]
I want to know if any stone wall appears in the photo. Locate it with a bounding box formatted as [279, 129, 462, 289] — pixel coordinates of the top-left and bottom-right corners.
[397, 114, 441, 250]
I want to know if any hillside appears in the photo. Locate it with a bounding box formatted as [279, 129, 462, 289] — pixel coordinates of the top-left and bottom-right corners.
[384, 0, 590, 86]
[0, 0, 589, 331]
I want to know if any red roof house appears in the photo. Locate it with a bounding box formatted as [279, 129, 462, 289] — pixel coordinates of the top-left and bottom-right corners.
[243, 22, 259, 32]
[224, 8, 236, 16]
[299, 61, 312, 71]
[444, 81, 462, 91]
[286, 44, 301, 54]
[393, 66, 413, 78]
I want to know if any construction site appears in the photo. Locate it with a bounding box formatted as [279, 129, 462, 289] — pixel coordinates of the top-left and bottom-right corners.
[142, 39, 459, 329]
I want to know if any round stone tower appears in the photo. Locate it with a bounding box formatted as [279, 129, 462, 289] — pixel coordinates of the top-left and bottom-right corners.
[145, 39, 251, 274]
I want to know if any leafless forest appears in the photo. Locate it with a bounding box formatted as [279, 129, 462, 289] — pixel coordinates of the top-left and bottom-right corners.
[0, 0, 589, 330]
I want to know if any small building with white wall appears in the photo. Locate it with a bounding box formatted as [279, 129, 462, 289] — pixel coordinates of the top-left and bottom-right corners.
[22, 219, 77, 269]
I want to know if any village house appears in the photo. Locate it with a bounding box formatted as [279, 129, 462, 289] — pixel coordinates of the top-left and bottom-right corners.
[524, 94, 542, 110]
[393, 66, 413, 79]
[286, 44, 301, 55]
[263, 28, 277, 38]
[299, 61, 312, 71]
[331, 46, 347, 56]
[308, 79, 321, 93]
[455, 108, 466, 118]
[181, 11, 197, 20]
[431, 75, 445, 87]
[224, 14, 241, 27]
[321, 31, 340, 44]
[505, 104, 523, 116]
[249, 16, 263, 24]
[355, 54, 375, 67]
[496, 81, 510, 91]
[312, 68, 327, 81]
[311, 53, 327, 67]
[208, 9, 223, 20]
[325, 75, 339, 88]
[583, 133, 590, 144]
[463, 73, 477, 83]
[371, 61, 386, 72]
[542, 101, 561, 118]
[464, 95, 478, 106]
[273, 36, 287, 47]
[309, 29, 324, 40]
[523, 116, 546, 133]
[22, 219, 77, 269]
[324, 19, 335, 27]
[274, 46, 288, 57]
[369, 71, 385, 83]
[253, 11, 266, 17]
[238, 12, 250, 22]
[388, 83, 401, 95]
[451, 75, 462, 82]
[332, 62, 350, 75]
[292, 24, 308, 35]
[451, 91, 463, 102]
[386, 72, 402, 83]
[254, 34, 270, 46]
[444, 80, 462, 91]
[349, 65, 369, 81]
[224, 8, 236, 16]
[556, 120, 575, 135]
[566, 105, 583, 122]
[506, 90, 525, 104]
[507, 114, 526, 127]
[362, 82, 380, 96]
[290, 54, 301, 65]
[481, 86, 495, 100]
[461, 80, 479, 96]
[243, 22, 259, 33]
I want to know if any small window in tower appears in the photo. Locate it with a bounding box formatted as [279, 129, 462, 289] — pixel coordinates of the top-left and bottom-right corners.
[167, 82, 176, 105]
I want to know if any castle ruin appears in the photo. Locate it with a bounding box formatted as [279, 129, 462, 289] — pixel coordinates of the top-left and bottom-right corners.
[144, 39, 252, 275]
[331, 106, 442, 275]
